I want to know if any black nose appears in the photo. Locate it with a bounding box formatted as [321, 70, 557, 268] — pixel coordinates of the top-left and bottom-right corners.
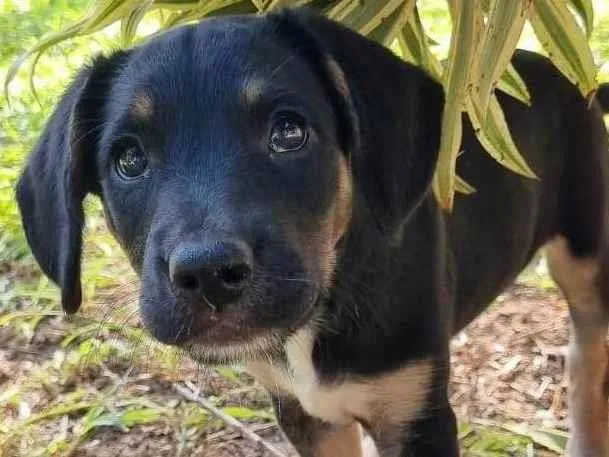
[169, 239, 253, 309]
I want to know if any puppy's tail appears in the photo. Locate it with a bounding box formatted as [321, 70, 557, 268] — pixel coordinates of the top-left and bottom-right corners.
[597, 83, 609, 113]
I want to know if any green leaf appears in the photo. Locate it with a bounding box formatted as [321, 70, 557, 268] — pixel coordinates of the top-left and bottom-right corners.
[493, 422, 569, 454]
[471, 0, 530, 116]
[366, 0, 414, 47]
[496, 63, 531, 105]
[121, 1, 153, 46]
[434, 0, 483, 210]
[214, 367, 244, 384]
[530, 0, 597, 98]
[339, 0, 406, 36]
[87, 407, 162, 431]
[568, 0, 594, 37]
[397, 6, 443, 81]
[466, 93, 537, 178]
[455, 175, 476, 194]
[120, 408, 163, 427]
[79, 0, 143, 35]
[222, 406, 274, 420]
[325, 0, 358, 21]
[22, 402, 98, 426]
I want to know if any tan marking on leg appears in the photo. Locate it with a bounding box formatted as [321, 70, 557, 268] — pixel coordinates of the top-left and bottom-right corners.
[546, 236, 609, 457]
[315, 422, 364, 457]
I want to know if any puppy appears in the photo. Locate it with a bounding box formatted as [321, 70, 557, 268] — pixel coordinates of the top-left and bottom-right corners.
[16, 9, 609, 457]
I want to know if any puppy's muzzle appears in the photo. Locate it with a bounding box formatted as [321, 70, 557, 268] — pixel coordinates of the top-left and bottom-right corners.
[169, 238, 253, 311]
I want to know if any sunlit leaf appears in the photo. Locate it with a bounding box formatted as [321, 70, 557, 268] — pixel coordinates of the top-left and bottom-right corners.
[491, 422, 569, 454]
[3, 0, 601, 207]
[339, 0, 406, 36]
[466, 94, 537, 178]
[471, 0, 531, 116]
[222, 406, 274, 420]
[398, 6, 443, 80]
[496, 63, 531, 105]
[434, 0, 483, 209]
[569, 0, 594, 37]
[121, 1, 153, 46]
[455, 175, 476, 194]
[530, 0, 597, 98]
[367, 0, 414, 46]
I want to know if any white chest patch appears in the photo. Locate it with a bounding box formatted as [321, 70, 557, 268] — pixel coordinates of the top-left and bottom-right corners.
[246, 327, 433, 427]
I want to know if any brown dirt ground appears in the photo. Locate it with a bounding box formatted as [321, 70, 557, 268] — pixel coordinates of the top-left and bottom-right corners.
[1, 282, 573, 457]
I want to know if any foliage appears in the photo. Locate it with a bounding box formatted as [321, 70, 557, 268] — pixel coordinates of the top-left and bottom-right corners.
[4, 0, 605, 208]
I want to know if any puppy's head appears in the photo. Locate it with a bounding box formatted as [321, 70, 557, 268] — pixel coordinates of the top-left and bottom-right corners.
[16, 10, 443, 363]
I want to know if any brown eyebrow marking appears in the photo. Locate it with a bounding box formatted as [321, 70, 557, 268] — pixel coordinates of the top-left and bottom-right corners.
[129, 91, 154, 121]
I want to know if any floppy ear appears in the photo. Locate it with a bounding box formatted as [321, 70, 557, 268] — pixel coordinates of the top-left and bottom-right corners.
[270, 10, 444, 233]
[16, 51, 129, 314]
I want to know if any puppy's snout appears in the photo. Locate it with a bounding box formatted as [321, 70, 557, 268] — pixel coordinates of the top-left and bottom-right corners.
[169, 239, 253, 309]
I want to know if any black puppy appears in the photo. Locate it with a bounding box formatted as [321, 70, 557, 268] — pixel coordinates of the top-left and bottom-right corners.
[16, 9, 609, 457]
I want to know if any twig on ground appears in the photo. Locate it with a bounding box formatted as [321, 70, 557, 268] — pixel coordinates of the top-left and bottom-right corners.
[173, 381, 287, 457]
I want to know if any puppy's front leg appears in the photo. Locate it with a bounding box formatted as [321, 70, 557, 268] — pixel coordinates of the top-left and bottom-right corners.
[271, 394, 364, 457]
[382, 404, 459, 457]
[364, 362, 459, 457]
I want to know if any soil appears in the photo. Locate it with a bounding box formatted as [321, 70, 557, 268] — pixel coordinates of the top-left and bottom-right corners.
[1, 283, 572, 457]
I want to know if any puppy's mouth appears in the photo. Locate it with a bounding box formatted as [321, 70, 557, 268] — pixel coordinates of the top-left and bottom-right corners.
[182, 293, 321, 364]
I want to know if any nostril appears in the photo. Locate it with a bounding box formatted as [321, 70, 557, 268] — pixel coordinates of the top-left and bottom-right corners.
[174, 272, 200, 291]
[216, 263, 251, 287]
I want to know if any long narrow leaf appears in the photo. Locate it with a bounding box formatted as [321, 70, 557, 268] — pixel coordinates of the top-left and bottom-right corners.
[455, 175, 476, 194]
[79, 0, 143, 35]
[121, 1, 154, 46]
[434, 0, 482, 209]
[530, 0, 597, 98]
[325, 0, 358, 21]
[367, 0, 415, 46]
[339, 0, 406, 36]
[397, 6, 443, 81]
[472, 0, 531, 116]
[568, 0, 594, 37]
[496, 63, 531, 105]
[466, 94, 537, 178]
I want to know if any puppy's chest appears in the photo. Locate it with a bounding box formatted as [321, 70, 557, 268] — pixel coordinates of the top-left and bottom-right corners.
[246, 328, 368, 424]
[247, 328, 434, 429]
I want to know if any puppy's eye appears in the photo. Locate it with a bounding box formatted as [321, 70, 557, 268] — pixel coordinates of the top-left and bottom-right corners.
[115, 144, 148, 179]
[269, 114, 308, 153]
